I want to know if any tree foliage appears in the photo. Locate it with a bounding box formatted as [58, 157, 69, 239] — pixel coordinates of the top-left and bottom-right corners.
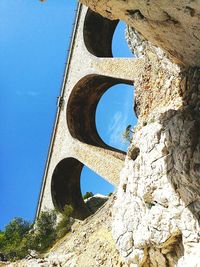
[0, 206, 74, 261]
[0, 218, 32, 260]
[26, 210, 57, 252]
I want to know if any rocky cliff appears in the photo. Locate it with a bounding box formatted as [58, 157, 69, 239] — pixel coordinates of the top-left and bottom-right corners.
[113, 29, 200, 267]
[79, 1, 200, 266]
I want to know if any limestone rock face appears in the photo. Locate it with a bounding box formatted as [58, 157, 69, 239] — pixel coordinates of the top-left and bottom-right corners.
[80, 0, 200, 67]
[85, 194, 109, 213]
[113, 123, 200, 266]
[111, 29, 200, 266]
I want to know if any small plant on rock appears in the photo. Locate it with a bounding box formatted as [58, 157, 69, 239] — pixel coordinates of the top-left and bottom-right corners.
[83, 192, 94, 200]
[122, 124, 133, 143]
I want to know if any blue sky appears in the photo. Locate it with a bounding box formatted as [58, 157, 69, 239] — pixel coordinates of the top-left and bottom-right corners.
[0, 0, 137, 229]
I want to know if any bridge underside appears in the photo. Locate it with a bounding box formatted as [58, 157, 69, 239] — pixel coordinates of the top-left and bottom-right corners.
[36, 4, 144, 220]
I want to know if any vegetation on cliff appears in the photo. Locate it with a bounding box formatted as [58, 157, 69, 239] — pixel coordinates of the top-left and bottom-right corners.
[0, 206, 73, 261]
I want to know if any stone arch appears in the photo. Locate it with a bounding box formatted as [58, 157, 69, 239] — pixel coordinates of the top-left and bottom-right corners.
[67, 75, 132, 153]
[51, 157, 91, 220]
[83, 8, 119, 57]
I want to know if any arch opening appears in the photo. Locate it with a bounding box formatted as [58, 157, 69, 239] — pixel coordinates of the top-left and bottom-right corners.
[67, 75, 132, 154]
[83, 9, 118, 57]
[96, 84, 137, 152]
[112, 21, 133, 58]
[81, 166, 114, 214]
[51, 157, 90, 220]
[51, 158, 114, 220]
[83, 10, 134, 58]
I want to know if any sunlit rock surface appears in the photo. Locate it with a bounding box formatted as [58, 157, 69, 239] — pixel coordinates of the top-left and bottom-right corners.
[112, 29, 200, 266]
[85, 194, 109, 213]
[80, 0, 200, 67]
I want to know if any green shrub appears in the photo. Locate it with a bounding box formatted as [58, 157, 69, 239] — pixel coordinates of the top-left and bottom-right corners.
[29, 210, 57, 252]
[83, 192, 94, 200]
[122, 124, 133, 143]
[56, 205, 74, 239]
[0, 231, 4, 238]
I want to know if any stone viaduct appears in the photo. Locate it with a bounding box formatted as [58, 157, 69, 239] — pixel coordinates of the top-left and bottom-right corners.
[36, 3, 144, 219]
